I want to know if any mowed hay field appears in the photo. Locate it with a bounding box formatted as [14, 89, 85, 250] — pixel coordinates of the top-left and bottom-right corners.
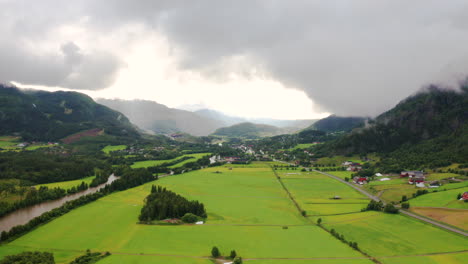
[319, 211, 468, 263]
[410, 207, 468, 230]
[281, 171, 368, 216]
[0, 163, 372, 264]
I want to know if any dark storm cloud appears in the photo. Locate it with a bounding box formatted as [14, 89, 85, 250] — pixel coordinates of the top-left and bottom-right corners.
[1, 0, 468, 115]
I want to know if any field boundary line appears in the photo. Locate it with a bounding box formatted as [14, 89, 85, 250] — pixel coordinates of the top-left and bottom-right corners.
[266, 164, 308, 220]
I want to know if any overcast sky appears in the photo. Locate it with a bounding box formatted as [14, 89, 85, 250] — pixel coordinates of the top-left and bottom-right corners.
[1, 1, 468, 119]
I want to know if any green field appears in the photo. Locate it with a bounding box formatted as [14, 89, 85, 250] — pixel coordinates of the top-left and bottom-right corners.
[327, 171, 354, 180]
[322, 212, 468, 258]
[410, 188, 468, 209]
[102, 145, 127, 154]
[1, 162, 466, 264]
[0, 164, 371, 264]
[37, 176, 95, 190]
[131, 153, 211, 169]
[315, 156, 362, 166]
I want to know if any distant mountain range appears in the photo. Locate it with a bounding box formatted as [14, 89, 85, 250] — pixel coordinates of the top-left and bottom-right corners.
[98, 99, 316, 136]
[211, 122, 295, 139]
[194, 108, 317, 129]
[97, 99, 222, 136]
[0, 84, 139, 141]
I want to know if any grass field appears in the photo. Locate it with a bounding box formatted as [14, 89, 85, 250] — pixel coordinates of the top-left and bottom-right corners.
[426, 173, 460, 181]
[0, 163, 370, 264]
[131, 153, 211, 169]
[1, 162, 466, 264]
[37, 176, 95, 190]
[410, 207, 468, 230]
[102, 145, 127, 154]
[326, 171, 354, 180]
[409, 188, 468, 209]
[281, 171, 368, 216]
[321, 212, 468, 260]
[315, 156, 363, 166]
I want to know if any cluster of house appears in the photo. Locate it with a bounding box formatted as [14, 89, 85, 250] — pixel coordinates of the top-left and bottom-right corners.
[342, 161, 362, 172]
[400, 171, 426, 185]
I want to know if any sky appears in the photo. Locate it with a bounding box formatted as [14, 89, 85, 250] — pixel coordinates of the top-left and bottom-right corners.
[1, 1, 468, 119]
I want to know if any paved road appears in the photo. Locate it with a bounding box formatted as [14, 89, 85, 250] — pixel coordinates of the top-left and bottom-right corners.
[313, 170, 468, 237]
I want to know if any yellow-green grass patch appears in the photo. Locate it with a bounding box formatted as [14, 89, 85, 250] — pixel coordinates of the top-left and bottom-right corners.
[131, 153, 210, 169]
[102, 145, 127, 154]
[410, 207, 468, 230]
[37, 176, 95, 190]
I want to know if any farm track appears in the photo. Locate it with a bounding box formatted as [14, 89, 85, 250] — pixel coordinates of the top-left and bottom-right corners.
[314, 170, 468, 237]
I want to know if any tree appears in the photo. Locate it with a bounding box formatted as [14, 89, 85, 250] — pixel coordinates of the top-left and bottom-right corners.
[401, 202, 410, 209]
[401, 195, 407, 202]
[181, 213, 198, 223]
[230, 250, 237, 259]
[317, 218, 322, 225]
[384, 204, 399, 214]
[233, 257, 243, 264]
[211, 246, 220, 258]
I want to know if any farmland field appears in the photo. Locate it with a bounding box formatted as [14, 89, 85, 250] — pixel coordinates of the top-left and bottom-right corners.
[409, 188, 468, 209]
[0, 163, 466, 264]
[37, 176, 95, 190]
[102, 145, 127, 154]
[326, 171, 354, 180]
[321, 212, 468, 261]
[131, 153, 211, 169]
[410, 207, 468, 230]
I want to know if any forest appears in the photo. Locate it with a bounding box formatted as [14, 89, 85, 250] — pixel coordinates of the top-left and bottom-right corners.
[139, 185, 207, 222]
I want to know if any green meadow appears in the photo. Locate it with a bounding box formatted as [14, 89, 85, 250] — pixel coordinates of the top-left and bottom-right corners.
[0, 163, 370, 264]
[327, 171, 354, 180]
[1, 162, 466, 264]
[321, 212, 468, 259]
[281, 171, 368, 216]
[410, 188, 468, 209]
[37, 176, 95, 190]
[131, 153, 211, 169]
[102, 145, 127, 154]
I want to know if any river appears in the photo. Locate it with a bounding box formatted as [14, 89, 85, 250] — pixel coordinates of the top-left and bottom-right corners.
[0, 174, 119, 233]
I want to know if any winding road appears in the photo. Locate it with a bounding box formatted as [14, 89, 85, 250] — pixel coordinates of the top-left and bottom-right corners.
[313, 170, 468, 237]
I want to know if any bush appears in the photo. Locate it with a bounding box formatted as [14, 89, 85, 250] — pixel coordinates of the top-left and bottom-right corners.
[230, 250, 237, 259]
[384, 204, 399, 214]
[233, 257, 243, 264]
[211, 246, 220, 258]
[181, 213, 198, 223]
[401, 202, 410, 209]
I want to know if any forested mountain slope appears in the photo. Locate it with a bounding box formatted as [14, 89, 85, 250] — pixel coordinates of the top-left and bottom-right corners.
[0, 84, 139, 141]
[307, 115, 366, 132]
[317, 84, 468, 169]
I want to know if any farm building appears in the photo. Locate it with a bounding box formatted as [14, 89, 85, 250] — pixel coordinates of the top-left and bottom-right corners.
[353, 177, 367, 184]
[400, 171, 423, 178]
[461, 192, 468, 201]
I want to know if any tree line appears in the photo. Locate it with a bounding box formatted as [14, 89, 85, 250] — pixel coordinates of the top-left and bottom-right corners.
[139, 185, 206, 222]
